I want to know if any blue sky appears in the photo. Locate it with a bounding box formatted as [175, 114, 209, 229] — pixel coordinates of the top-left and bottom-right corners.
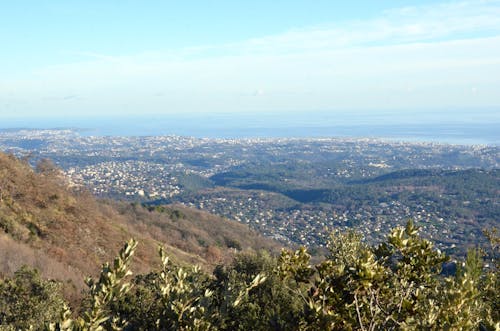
[1, 0, 499, 120]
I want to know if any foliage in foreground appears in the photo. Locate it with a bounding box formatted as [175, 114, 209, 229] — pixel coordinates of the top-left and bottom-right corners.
[0, 222, 498, 330]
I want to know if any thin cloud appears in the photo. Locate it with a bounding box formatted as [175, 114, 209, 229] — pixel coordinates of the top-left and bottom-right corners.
[226, 0, 500, 55]
[63, 51, 119, 61]
[3, 1, 499, 116]
[60, 1, 500, 61]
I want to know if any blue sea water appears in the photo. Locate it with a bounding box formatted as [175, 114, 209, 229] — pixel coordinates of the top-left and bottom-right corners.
[0, 112, 499, 145]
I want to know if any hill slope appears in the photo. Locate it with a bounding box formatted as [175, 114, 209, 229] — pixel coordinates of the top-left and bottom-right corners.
[0, 153, 280, 291]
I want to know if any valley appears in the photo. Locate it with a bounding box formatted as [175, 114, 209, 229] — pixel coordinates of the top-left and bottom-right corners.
[1, 129, 498, 257]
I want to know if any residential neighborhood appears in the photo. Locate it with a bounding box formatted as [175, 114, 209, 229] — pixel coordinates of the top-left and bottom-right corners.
[1, 128, 497, 256]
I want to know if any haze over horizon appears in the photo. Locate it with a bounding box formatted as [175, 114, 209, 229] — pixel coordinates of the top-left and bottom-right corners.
[1, 0, 499, 123]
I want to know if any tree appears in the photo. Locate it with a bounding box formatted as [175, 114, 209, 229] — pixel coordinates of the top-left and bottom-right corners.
[1, 221, 497, 330]
[47, 239, 138, 331]
[211, 251, 302, 330]
[278, 221, 498, 330]
[0, 266, 66, 330]
[35, 158, 59, 176]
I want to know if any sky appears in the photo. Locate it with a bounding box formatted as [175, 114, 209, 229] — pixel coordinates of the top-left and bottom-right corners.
[1, 0, 500, 121]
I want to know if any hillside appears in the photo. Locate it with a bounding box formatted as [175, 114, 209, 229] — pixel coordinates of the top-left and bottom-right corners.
[0, 153, 280, 295]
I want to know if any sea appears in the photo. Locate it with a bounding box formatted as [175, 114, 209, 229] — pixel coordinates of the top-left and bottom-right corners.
[0, 111, 499, 145]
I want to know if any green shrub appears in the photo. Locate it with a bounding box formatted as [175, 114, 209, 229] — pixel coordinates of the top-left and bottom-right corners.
[0, 266, 66, 330]
[2, 221, 498, 330]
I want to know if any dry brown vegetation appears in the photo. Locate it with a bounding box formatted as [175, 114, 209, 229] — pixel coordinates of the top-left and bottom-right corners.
[116, 202, 281, 265]
[0, 152, 281, 304]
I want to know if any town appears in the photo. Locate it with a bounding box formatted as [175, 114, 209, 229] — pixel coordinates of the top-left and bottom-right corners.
[1, 128, 498, 256]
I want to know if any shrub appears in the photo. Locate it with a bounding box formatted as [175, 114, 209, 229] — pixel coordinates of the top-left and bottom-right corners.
[1, 221, 498, 330]
[0, 266, 66, 330]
